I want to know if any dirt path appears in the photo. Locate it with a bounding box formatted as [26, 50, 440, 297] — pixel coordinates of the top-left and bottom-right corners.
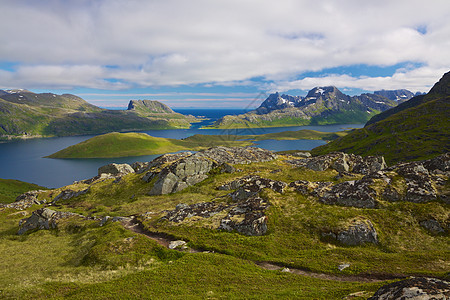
[122, 217, 403, 283]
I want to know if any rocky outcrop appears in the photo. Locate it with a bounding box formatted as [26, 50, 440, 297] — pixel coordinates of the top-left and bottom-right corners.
[162, 201, 230, 223]
[420, 219, 447, 235]
[17, 208, 88, 235]
[161, 196, 271, 236]
[219, 175, 287, 201]
[148, 147, 277, 195]
[219, 196, 270, 236]
[368, 277, 450, 300]
[98, 163, 135, 176]
[288, 152, 387, 174]
[52, 188, 89, 204]
[322, 219, 378, 246]
[319, 177, 379, 208]
[0, 190, 46, 210]
[289, 153, 449, 208]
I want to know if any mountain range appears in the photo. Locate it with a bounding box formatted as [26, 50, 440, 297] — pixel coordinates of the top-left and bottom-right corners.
[0, 91, 198, 140]
[312, 71, 450, 164]
[208, 87, 416, 128]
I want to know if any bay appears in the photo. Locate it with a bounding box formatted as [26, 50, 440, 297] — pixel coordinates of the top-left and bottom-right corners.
[0, 108, 363, 188]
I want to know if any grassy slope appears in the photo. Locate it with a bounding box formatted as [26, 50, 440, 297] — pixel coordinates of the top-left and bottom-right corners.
[47, 130, 348, 159]
[0, 179, 46, 203]
[311, 95, 450, 165]
[1, 154, 447, 298]
[0, 94, 197, 140]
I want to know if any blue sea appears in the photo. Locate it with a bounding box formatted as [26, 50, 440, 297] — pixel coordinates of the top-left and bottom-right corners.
[0, 109, 363, 188]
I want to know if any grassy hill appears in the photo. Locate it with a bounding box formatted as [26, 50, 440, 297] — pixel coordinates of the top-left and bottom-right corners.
[47, 130, 348, 159]
[312, 71, 450, 165]
[1, 150, 448, 298]
[0, 91, 198, 140]
[0, 179, 46, 203]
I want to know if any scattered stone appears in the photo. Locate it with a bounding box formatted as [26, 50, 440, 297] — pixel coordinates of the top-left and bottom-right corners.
[0, 190, 46, 210]
[99, 215, 133, 227]
[323, 219, 378, 246]
[368, 277, 450, 300]
[289, 180, 333, 197]
[338, 264, 351, 271]
[281, 268, 291, 272]
[168, 240, 187, 250]
[219, 163, 235, 173]
[131, 161, 149, 173]
[162, 201, 230, 223]
[420, 219, 446, 235]
[98, 163, 135, 176]
[74, 173, 115, 185]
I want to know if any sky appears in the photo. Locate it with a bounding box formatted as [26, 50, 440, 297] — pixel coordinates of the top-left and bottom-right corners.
[1, 0, 449, 109]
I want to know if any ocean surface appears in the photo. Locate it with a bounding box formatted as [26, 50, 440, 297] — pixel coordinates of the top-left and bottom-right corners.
[0, 108, 363, 188]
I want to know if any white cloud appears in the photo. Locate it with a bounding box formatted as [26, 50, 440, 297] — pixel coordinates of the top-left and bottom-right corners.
[0, 0, 449, 89]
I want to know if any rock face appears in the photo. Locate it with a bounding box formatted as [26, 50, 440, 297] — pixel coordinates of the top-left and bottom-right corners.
[368, 277, 450, 300]
[52, 188, 89, 203]
[148, 147, 277, 195]
[98, 163, 135, 176]
[0, 190, 46, 210]
[319, 177, 379, 208]
[18, 208, 86, 235]
[323, 219, 378, 246]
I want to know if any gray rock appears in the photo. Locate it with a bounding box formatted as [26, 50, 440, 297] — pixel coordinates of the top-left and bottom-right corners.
[221, 175, 287, 201]
[368, 277, 450, 300]
[336, 219, 378, 246]
[162, 201, 230, 223]
[338, 264, 350, 271]
[289, 180, 333, 197]
[98, 163, 135, 176]
[0, 190, 46, 210]
[319, 177, 378, 208]
[420, 219, 446, 235]
[52, 188, 89, 203]
[18, 208, 84, 235]
[99, 215, 132, 226]
[147, 147, 277, 195]
[219, 163, 236, 173]
[168, 240, 187, 250]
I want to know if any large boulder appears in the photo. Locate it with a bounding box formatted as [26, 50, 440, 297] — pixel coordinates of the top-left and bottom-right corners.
[98, 163, 135, 176]
[368, 277, 450, 300]
[148, 147, 277, 195]
[52, 188, 89, 204]
[323, 218, 378, 246]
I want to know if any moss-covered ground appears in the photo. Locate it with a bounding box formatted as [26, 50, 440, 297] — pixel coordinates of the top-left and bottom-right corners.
[1, 153, 448, 298]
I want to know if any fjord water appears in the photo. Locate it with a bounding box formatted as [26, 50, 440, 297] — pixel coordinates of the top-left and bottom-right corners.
[0, 108, 363, 188]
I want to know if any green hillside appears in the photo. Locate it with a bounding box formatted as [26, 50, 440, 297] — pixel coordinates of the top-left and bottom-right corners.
[0, 91, 198, 140]
[0, 179, 46, 203]
[47, 130, 347, 159]
[312, 71, 450, 165]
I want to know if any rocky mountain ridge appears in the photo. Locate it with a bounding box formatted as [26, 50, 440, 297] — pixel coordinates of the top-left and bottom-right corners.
[210, 86, 408, 128]
[312, 70, 450, 164]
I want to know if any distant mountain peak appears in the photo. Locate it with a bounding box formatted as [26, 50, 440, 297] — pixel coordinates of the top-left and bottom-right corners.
[127, 100, 175, 114]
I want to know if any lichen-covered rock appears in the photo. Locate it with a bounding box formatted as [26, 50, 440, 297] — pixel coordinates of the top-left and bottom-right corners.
[52, 188, 89, 203]
[148, 147, 277, 195]
[289, 180, 333, 197]
[162, 201, 230, 223]
[98, 163, 135, 176]
[17, 208, 86, 235]
[368, 277, 450, 300]
[287, 152, 386, 174]
[224, 175, 287, 201]
[323, 218, 378, 246]
[319, 177, 378, 208]
[219, 197, 270, 236]
[0, 190, 46, 210]
[423, 152, 450, 174]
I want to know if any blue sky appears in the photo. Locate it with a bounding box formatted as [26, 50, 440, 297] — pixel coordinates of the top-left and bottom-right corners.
[1, 0, 449, 108]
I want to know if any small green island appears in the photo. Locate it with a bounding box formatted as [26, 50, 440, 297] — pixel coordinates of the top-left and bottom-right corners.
[47, 130, 348, 158]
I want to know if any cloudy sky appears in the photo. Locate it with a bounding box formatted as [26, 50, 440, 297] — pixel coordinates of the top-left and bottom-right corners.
[1, 0, 449, 108]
